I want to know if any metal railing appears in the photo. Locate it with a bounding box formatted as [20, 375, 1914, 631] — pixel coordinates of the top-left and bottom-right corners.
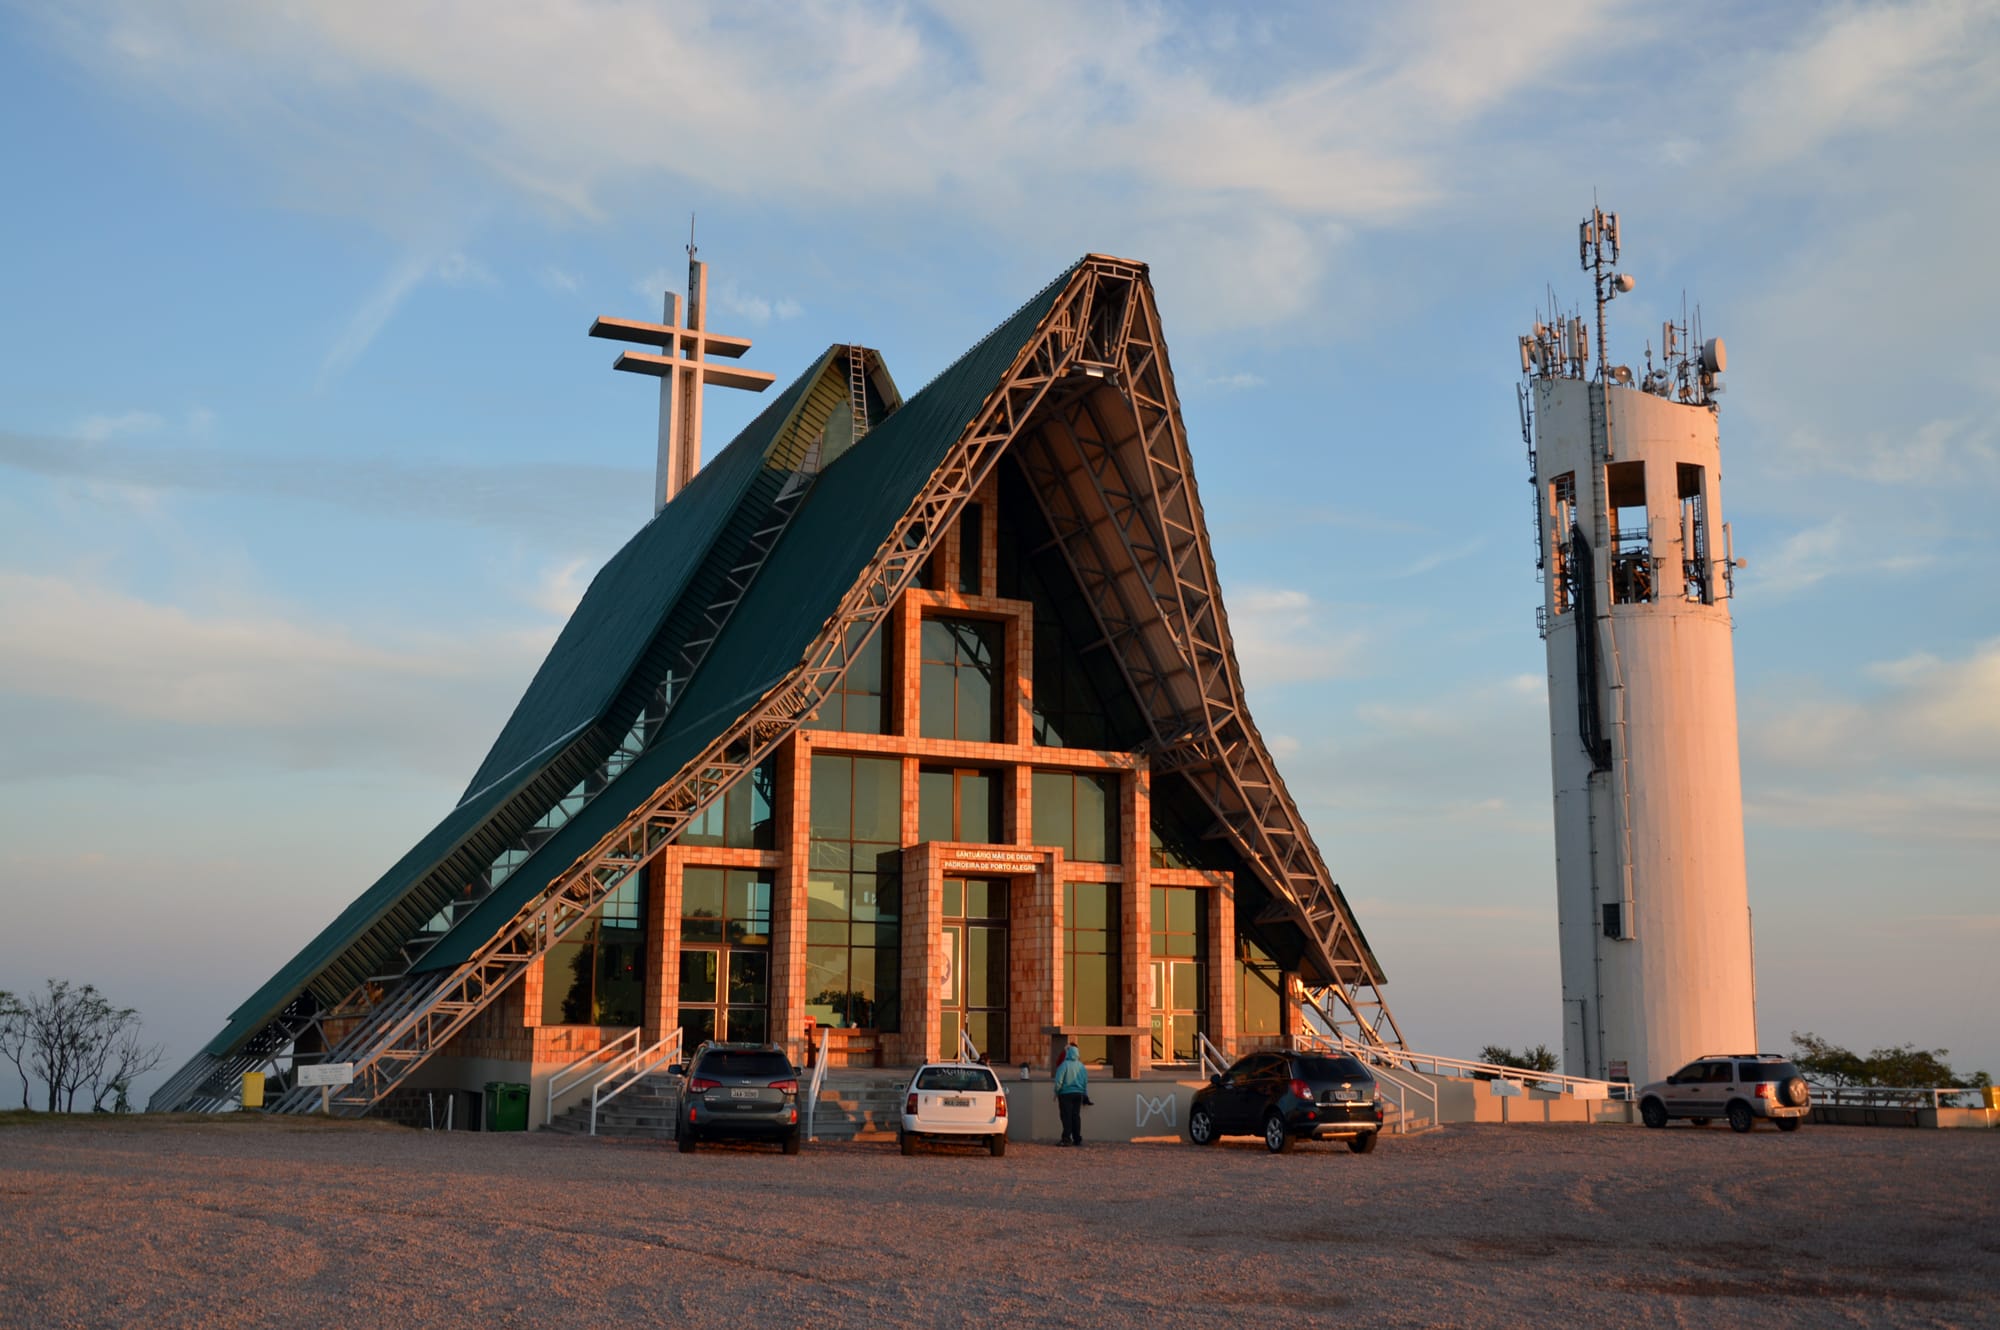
[1807, 1082, 1994, 1112]
[588, 1029, 683, 1137]
[1196, 1031, 1230, 1082]
[804, 1026, 830, 1141]
[958, 1028, 982, 1066]
[544, 1027, 641, 1126]
[1293, 1028, 1438, 1134]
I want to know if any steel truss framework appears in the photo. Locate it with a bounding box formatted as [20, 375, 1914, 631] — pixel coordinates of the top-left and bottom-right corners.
[209, 258, 1396, 1115]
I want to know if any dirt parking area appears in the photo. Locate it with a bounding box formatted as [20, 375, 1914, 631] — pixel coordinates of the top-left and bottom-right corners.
[2, 1117, 1995, 1328]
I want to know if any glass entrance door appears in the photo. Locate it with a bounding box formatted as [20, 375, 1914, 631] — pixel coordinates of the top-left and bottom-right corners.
[940, 877, 1008, 1061]
[1149, 885, 1205, 1063]
[678, 869, 772, 1050]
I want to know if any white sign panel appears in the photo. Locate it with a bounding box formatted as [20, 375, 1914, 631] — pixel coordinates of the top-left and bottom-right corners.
[295, 1062, 355, 1088]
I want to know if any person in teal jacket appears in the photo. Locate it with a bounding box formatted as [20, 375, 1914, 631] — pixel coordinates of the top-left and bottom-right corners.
[1054, 1042, 1089, 1146]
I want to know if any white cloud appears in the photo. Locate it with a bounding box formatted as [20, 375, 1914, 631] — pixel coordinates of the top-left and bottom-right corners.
[318, 251, 495, 387]
[529, 557, 591, 619]
[1227, 586, 1367, 686]
[75, 410, 162, 441]
[1205, 372, 1267, 391]
[1746, 518, 1938, 598]
[540, 266, 579, 294]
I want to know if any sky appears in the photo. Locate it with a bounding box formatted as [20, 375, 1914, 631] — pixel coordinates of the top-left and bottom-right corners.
[2, 0, 1996, 1106]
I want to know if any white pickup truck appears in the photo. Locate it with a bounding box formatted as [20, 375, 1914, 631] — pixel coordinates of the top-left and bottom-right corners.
[899, 1062, 1008, 1156]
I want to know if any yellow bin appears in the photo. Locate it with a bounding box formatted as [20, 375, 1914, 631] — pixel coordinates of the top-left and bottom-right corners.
[1982, 1085, 1999, 1111]
[241, 1071, 265, 1108]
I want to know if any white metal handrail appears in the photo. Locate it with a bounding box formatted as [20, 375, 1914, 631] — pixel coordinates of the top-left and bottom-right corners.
[544, 1027, 640, 1126]
[804, 1026, 830, 1141]
[1196, 1031, 1231, 1082]
[958, 1028, 982, 1066]
[1360, 1042, 1625, 1100]
[1808, 1082, 1993, 1111]
[589, 1029, 683, 1137]
[1293, 1027, 1437, 1134]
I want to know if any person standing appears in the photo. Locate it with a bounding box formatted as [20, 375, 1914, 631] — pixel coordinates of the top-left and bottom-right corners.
[1054, 1042, 1089, 1147]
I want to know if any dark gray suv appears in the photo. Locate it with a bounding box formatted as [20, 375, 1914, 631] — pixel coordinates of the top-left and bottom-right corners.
[670, 1044, 802, 1154]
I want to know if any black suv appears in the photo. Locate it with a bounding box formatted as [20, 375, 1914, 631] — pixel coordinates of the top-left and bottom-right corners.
[1188, 1050, 1384, 1154]
[669, 1043, 802, 1154]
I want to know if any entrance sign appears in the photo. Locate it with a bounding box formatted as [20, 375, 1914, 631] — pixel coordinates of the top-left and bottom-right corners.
[942, 850, 1041, 875]
[296, 1062, 355, 1115]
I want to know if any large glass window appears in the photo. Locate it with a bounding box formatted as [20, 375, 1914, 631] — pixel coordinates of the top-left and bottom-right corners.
[1237, 937, 1284, 1042]
[807, 754, 902, 1031]
[542, 879, 646, 1027]
[803, 622, 889, 736]
[920, 618, 1002, 742]
[680, 759, 776, 849]
[678, 869, 771, 1047]
[918, 767, 1001, 844]
[1063, 881, 1118, 1065]
[1032, 770, 1119, 863]
[1149, 885, 1206, 1062]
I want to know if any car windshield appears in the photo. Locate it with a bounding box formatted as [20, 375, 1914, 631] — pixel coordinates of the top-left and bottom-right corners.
[915, 1066, 998, 1092]
[1738, 1062, 1800, 1082]
[1295, 1056, 1373, 1083]
[697, 1051, 792, 1079]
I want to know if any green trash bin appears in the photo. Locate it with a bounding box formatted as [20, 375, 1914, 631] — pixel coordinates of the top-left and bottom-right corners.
[484, 1081, 530, 1132]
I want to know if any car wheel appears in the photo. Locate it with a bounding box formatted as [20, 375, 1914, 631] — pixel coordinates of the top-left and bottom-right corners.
[1187, 1105, 1217, 1146]
[677, 1127, 697, 1154]
[1263, 1111, 1294, 1154]
[1775, 1116, 1802, 1133]
[1640, 1098, 1668, 1129]
[1727, 1101, 1754, 1133]
[899, 1131, 916, 1157]
[989, 1134, 1007, 1157]
[1347, 1131, 1378, 1155]
[782, 1131, 802, 1155]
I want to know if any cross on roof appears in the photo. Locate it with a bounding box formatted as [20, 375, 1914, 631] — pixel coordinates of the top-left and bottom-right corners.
[590, 241, 776, 512]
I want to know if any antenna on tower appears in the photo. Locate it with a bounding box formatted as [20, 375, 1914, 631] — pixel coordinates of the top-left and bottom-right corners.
[1579, 199, 1635, 384]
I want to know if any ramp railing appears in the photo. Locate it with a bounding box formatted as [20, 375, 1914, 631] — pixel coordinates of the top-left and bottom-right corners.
[1196, 1031, 1231, 1082]
[589, 1029, 683, 1137]
[958, 1028, 982, 1066]
[804, 1026, 831, 1140]
[544, 1027, 640, 1126]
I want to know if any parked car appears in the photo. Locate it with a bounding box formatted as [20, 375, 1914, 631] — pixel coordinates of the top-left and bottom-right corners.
[670, 1043, 802, 1153]
[1188, 1050, 1383, 1154]
[899, 1062, 1008, 1156]
[1637, 1054, 1811, 1133]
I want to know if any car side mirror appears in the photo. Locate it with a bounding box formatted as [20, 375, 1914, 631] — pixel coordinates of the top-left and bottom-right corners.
[1211, 1074, 1226, 1088]
[1664, 1076, 1677, 1085]
[667, 1063, 684, 1077]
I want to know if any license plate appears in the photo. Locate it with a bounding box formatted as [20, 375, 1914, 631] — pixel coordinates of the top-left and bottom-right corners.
[730, 1088, 760, 1100]
[1333, 1089, 1358, 1101]
[942, 1096, 972, 1107]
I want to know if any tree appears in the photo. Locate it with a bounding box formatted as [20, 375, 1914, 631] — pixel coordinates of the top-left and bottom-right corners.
[15, 979, 160, 1112]
[0, 990, 29, 1108]
[1791, 1031, 1990, 1089]
[1478, 1043, 1560, 1078]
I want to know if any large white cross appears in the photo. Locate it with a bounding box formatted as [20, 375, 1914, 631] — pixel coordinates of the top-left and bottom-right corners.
[590, 248, 777, 512]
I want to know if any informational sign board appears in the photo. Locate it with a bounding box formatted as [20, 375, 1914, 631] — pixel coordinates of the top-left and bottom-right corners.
[1608, 1060, 1629, 1083]
[295, 1063, 354, 1088]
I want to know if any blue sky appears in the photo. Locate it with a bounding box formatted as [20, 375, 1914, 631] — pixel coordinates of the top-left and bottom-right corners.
[2, 1, 1995, 1101]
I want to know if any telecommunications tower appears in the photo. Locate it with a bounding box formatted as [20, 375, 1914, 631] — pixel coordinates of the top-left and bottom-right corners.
[1518, 207, 1755, 1086]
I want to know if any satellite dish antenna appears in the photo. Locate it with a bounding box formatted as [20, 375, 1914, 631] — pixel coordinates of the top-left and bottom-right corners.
[1702, 338, 1727, 374]
[1611, 365, 1634, 386]
[1615, 274, 1636, 293]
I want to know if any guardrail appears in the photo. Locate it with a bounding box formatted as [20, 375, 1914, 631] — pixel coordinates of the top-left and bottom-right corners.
[1196, 1030, 1231, 1082]
[544, 1027, 641, 1126]
[1807, 1082, 1993, 1111]
[804, 1026, 830, 1141]
[588, 1029, 682, 1137]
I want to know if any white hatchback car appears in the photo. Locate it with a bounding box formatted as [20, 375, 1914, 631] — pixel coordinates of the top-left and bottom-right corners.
[899, 1062, 1008, 1156]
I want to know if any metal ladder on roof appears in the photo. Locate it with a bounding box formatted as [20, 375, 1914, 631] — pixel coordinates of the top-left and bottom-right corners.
[848, 344, 870, 440]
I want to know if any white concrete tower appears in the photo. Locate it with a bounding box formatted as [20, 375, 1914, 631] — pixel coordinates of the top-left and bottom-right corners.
[1520, 208, 1756, 1087]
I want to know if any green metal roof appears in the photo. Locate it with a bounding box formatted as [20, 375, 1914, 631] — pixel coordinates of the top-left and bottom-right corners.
[200, 350, 844, 1057]
[417, 266, 1080, 972]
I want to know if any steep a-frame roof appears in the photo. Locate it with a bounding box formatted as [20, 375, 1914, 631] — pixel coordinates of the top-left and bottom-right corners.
[198, 346, 883, 1059]
[170, 253, 1399, 1110]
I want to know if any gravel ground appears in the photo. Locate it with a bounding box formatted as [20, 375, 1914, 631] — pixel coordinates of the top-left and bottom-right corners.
[2, 1117, 1995, 1328]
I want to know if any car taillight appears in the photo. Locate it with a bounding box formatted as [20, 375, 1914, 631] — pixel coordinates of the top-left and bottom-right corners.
[689, 1077, 720, 1092]
[1290, 1078, 1313, 1101]
[905, 1093, 919, 1115]
[769, 1079, 798, 1094]
[995, 1096, 1007, 1118]
[1754, 1083, 1773, 1099]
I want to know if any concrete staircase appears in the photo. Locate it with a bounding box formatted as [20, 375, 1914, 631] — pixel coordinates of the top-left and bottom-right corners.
[806, 1073, 907, 1142]
[545, 1074, 681, 1138]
